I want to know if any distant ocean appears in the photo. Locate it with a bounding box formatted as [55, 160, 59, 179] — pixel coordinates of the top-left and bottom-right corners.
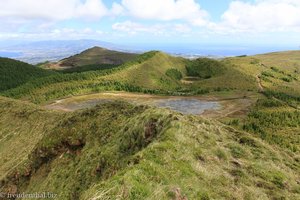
[127, 44, 299, 58]
[0, 51, 22, 57]
[0, 41, 298, 64]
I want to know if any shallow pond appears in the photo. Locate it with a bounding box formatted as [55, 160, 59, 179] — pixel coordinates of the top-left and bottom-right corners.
[48, 95, 220, 115]
[155, 99, 220, 115]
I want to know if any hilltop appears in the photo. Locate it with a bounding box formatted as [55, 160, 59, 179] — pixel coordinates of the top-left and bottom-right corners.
[1, 39, 121, 64]
[62, 46, 138, 66]
[0, 96, 299, 199]
[0, 57, 56, 92]
[37, 47, 138, 73]
[1, 51, 257, 103]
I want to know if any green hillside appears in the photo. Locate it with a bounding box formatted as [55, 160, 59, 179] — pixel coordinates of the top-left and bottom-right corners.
[102, 52, 256, 91]
[221, 51, 300, 155]
[1, 51, 257, 104]
[227, 51, 300, 97]
[0, 97, 64, 180]
[1, 51, 159, 103]
[0, 57, 56, 92]
[0, 97, 299, 200]
[60, 46, 138, 67]
[0, 50, 300, 200]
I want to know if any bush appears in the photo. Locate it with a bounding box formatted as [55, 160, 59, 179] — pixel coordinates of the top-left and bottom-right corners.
[250, 58, 260, 65]
[281, 77, 292, 82]
[58, 64, 118, 73]
[256, 99, 284, 108]
[271, 67, 284, 74]
[229, 144, 246, 158]
[261, 71, 274, 78]
[186, 58, 224, 79]
[263, 90, 300, 103]
[228, 119, 239, 126]
[165, 68, 183, 80]
[239, 136, 257, 147]
[214, 148, 227, 160]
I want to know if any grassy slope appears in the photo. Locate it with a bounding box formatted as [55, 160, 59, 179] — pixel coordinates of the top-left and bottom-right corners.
[0, 97, 64, 180]
[60, 46, 138, 67]
[2, 52, 257, 104]
[241, 100, 300, 152]
[227, 51, 300, 96]
[104, 52, 257, 91]
[0, 50, 299, 200]
[3, 50, 298, 104]
[224, 51, 300, 155]
[102, 52, 187, 90]
[0, 57, 55, 92]
[0, 97, 299, 200]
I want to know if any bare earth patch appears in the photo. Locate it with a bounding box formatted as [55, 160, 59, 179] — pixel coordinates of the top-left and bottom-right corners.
[45, 92, 258, 119]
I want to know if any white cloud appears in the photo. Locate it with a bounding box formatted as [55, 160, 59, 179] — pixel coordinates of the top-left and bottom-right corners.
[173, 24, 192, 34]
[120, 0, 209, 26]
[112, 21, 162, 35]
[0, 28, 105, 40]
[0, 0, 112, 21]
[218, 0, 300, 33]
[1, 0, 300, 41]
[76, 0, 109, 19]
[112, 20, 192, 37]
[111, 2, 125, 16]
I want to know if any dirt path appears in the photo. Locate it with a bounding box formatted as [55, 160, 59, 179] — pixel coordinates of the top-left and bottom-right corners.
[256, 74, 264, 92]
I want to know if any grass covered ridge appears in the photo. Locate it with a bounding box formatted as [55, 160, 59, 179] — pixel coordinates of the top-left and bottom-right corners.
[227, 50, 300, 97]
[0, 57, 55, 92]
[0, 97, 299, 200]
[1, 51, 257, 104]
[0, 97, 64, 180]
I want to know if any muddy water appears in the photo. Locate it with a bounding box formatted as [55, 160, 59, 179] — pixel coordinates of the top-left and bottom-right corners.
[155, 99, 219, 115]
[46, 93, 221, 115]
[58, 99, 112, 111]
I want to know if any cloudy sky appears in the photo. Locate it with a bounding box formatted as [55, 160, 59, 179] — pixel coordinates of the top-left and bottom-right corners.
[0, 0, 300, 46]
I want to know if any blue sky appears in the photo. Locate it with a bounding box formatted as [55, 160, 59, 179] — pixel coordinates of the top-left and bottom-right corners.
[0, 0, 299, 48]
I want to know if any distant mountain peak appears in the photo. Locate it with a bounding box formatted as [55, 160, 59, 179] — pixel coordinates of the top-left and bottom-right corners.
[86, 46, 108, 51]
[59, 46, 138, 67]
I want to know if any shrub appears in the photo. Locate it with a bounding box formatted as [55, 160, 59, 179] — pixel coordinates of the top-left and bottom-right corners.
[214, 148, 227, 160]
[255, 99, 284, 108]
[229, 144, 246, 158]
[271, 67, 285, 74]
[186, 58, 224, 79]
[239, 136, 257, 147]
[58, 64, 118, 73]
[165, 68, 183, 80]
[250, 58, 260, 65]
[229, 119, 240, 126]
[281, 77, 292, 82]
[261, 71, 274, 78]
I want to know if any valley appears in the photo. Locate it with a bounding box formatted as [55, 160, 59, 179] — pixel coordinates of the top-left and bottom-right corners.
[0, 47, 299, 200]
[2, 1, 300, 199]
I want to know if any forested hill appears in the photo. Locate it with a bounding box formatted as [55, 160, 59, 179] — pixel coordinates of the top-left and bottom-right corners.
[59, 46, 138, 67]
[0, 57, 56, 92]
